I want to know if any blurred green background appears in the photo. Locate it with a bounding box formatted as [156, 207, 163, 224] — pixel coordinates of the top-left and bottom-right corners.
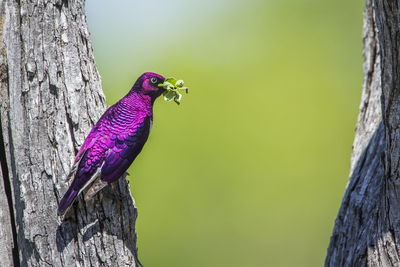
[86, 0, 364, 266]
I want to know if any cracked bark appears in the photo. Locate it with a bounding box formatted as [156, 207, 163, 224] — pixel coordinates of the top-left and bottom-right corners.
[326, 1, 400, 266]
[0, 0, 141, 266]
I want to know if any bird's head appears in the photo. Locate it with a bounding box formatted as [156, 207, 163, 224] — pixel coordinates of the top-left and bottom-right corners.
[132, 72, 166, 99]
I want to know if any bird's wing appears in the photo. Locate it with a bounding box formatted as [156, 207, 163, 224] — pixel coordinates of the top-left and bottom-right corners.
[68, 105, 120, 190]
[72, 134, 111, 191]
[58, 110, 151, 215]
[74, 106, 116, 163]
[100, 115, 152, 183]
[58, 107, 115, 216]
[57, 136, 109, 216]
[83, 116, 151, 200]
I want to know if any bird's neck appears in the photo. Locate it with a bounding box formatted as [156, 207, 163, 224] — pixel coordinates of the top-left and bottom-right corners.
[122, 92, 153, 116]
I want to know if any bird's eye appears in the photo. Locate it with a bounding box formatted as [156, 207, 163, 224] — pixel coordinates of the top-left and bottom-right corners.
[150, 77, 158, 84]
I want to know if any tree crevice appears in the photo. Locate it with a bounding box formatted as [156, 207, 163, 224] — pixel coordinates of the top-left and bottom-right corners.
[0, 114, 20, 267]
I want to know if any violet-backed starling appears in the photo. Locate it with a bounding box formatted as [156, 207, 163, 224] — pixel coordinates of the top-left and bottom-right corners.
[58, 72, 166, 216]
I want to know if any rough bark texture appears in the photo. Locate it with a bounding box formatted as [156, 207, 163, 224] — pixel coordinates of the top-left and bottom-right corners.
[0, 0, 141, 266]
[0, 151, 14, 267]
[326, 1, 400, 266]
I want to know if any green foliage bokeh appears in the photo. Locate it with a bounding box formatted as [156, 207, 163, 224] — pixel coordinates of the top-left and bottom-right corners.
[86, 0, 363, 266]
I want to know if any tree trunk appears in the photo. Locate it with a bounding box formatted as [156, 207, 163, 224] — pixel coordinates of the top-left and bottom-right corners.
[0, 0, 141, 266]
[326, 0, 400, 266]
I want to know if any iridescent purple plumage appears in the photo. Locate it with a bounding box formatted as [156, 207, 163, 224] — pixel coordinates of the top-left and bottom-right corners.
[58, 72, 165, 216]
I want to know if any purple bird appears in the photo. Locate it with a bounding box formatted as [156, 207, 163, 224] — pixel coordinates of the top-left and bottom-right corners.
[58, 72, 166, 216]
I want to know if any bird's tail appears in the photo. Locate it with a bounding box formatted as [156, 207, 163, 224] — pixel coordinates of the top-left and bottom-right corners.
[58, 187, 79, 216]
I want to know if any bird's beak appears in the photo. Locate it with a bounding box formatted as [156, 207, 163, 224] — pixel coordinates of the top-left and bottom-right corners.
[159, 79, 173, 90]
[158, 83, 166, 92]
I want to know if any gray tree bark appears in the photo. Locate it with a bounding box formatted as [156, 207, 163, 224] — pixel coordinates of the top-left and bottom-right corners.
[0, 0, 141, 266]
[326, 0, 400, 266]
